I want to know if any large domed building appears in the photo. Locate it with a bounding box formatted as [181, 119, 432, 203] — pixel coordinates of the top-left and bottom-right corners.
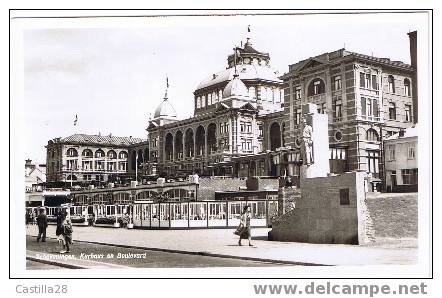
[135, 36, 287, 178]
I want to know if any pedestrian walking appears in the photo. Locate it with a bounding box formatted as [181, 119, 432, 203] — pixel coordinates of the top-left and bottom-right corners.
[60, 213, 73, 254]
[55, 211, 64, 240]
[36, 208, 48, 242]
[235, 205, 253, 246]
[122, 213, 129, 228]
[25, 211, 31, 225]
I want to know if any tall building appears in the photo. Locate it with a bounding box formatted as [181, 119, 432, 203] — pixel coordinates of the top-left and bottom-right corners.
[139, 32, 416, 185]
[279, 39, 416, 184]
[143, 37, 285, 177]
[46, 134, 145, 185]
[47, 31, 417, 188]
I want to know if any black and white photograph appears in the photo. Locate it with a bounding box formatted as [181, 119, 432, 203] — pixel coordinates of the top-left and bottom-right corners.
[9, 9, 432, 286]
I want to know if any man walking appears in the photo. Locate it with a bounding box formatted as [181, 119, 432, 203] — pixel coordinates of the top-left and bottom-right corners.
[36, 208, 48, 242]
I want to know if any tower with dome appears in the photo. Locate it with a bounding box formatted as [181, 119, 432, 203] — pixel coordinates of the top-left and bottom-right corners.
[141, 35, 287, 178]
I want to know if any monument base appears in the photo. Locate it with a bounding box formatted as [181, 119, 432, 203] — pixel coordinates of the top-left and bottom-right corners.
[270, 172, 371, 245]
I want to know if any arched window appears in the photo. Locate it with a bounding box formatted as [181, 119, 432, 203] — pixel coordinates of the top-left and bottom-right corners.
[269, 122, 282, 151]
[366, 129, 379, 142]
[107, 150, 117, 159]
[308, 78, 325, 96]
[165, 133, 174, 161]
[66, 148, 78, 157]
[95, 149, 105, 158]
[118, 151, 128, 159]
[82, 149, 93, 158]
[388, 75, 395, 93]
[404, 78, 411, 96]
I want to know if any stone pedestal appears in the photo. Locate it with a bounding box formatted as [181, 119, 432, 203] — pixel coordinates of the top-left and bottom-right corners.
[300, 103, 330, 180]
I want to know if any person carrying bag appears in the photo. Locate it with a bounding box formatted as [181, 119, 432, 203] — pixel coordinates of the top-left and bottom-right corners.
[234, 205, 253, 246]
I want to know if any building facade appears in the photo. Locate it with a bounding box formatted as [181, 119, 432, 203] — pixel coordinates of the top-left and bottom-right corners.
[279, 41, 416, 183]
[384, 126, 418, 192]
[46, 134, 145, 185]
[143, 37, 285, 178]
[138, 33, 417, 185]
[25, 159, 46, 192]
[47, 32, 418, 189]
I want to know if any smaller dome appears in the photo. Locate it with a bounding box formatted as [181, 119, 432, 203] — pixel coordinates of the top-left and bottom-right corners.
[222, 75, 249, 98]
[154, 98, 177, 119]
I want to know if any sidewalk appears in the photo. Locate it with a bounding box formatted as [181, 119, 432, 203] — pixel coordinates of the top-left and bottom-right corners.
[26, 225, 417, 266]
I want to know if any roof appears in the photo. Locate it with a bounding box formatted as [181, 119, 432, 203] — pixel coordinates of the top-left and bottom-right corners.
[385, 125, 418, 141]
[227, 39, 270, 61]
[60, 134, 145, 146]
[196, 64, 281, 90]
[283, 48, 413, 78]
[154, 98, 177, 119]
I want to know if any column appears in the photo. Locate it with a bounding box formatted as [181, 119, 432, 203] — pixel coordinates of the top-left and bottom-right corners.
[228, 117, 233, 153]
[251, 115, 256, 154]
[172, 135, 176, 162]
[236, 114, 240, 153]
[193, 128, 197, 158]
[280, 121, 284, 148]
[204, 129, 208, 160]
[182, 134, 185, 160]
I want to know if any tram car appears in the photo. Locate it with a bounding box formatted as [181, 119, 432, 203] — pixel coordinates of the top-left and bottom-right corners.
[132, 199, 278, 229]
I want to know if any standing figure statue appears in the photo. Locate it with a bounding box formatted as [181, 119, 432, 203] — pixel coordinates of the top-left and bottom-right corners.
[301, 117, 314, 165]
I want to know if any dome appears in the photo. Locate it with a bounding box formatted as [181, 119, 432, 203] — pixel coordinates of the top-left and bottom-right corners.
[154, 98, 177, 119]
[222, 75, 249, 98]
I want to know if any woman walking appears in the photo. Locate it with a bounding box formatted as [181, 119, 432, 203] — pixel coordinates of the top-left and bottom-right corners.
[238, 205, 253, 246]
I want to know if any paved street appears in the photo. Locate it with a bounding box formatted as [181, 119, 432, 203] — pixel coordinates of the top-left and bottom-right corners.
[26, 225, 417, 266]
[26, 236, 290, 269]
[26, 260, 64, 270]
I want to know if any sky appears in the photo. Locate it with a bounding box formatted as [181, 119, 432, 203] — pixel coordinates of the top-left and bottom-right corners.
[20, 12, 429, 163]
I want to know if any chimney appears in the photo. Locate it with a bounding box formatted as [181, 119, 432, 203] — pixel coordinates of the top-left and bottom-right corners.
[408, 31, 418, 123]
[25, 159, 32, 166]
[408, 31, 417, 68]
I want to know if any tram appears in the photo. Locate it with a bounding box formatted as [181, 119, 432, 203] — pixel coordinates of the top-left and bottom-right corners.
[26, 200, 278, 229]
[132, 199, 278, 229]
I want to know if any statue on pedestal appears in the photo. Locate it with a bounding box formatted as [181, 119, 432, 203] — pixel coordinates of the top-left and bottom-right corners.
[301, 117, 314, 165]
